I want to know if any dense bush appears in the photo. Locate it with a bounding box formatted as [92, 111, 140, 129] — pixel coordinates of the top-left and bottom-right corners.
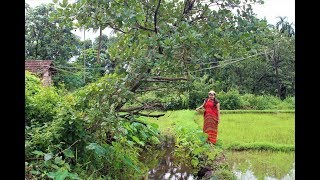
[25, 71, 62, 126]
[217, 89, 244, 110]
[25, 73, 163, 179]
[241, 94, 294, 110]
[173, 89, 294, 111]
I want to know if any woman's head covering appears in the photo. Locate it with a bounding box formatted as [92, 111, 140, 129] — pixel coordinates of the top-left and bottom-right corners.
[208, 90, 216, 95]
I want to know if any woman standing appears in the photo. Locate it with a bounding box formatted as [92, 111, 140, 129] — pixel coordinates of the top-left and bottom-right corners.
[196, 90, 221, 144]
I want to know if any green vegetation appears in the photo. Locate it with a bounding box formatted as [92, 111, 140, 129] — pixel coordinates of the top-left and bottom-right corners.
[25, 0, 295, 179]
[25, 73, 162, 179]
[194, 111, 294, 150]
[142, 110, 231, 177]
[143, 109, 294, 179]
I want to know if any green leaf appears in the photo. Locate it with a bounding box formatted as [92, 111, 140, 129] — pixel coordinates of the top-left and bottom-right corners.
[122, 155, 141, 173]
[44, 153, 53, 161]
[67, 172, 80, 179]
[63, 0, 68, 6]
[207, 153, 215, 160]
[193, 147, 203, 155]
[47, 169, 69, 180]
[63, 149, 74, 158]
[127, 140, 135, 146]
[132, 136, 141, 143]
[140, 131, 148, 139]
[51, 164, 60, 170]
[54, 156, 65, 165]
[137, 141, 145, 146]
[86, 143, 106, 157]
[149, 123, 159, 129]
[32, 150, 44, 156]
[191, 158, 199, 167]
[31, 170, 40, 175]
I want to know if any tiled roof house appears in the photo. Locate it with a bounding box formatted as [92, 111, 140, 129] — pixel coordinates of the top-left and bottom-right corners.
[25, 60, 56, 86]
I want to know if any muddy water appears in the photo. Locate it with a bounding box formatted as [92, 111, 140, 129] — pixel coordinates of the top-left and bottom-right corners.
[140, 137, 195, 180]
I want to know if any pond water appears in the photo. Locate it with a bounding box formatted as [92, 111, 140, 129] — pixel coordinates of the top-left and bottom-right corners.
[140, 137, 195, 180]
[141, 140, 294, 180]
[232, 164, 295, 180]
[226, 150, 295, 180]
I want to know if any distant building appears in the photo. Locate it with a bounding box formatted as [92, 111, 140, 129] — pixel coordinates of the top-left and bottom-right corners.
[25, 60, 57, 86]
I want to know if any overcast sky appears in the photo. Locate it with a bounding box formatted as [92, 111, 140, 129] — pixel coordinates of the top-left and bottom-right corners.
[25, 0, 295, 41]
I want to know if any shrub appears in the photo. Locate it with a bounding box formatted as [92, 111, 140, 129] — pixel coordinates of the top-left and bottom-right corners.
[218, 89, 244, 110]
[25, 72, 62, 126]
[277, 96, 295, 110]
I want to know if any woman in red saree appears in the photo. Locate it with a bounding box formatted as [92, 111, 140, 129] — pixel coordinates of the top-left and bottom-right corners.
[196, 90, 221, 144]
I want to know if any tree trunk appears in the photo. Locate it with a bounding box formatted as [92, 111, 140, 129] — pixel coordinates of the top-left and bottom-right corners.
[97, 27, 102, 64]
[273, 49, 281, 98]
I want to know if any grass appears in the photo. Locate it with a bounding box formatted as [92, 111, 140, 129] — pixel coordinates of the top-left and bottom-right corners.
[220, 110, 295, 114]
[142, 110, 295, 151]
[139, 110, 201, 136]
[194, 111, 295, 151]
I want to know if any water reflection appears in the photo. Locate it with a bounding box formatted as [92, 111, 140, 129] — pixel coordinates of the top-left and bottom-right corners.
[225, 150, 295, 180]
[141, 138, 195, 180]
[233, 163, 295, 180]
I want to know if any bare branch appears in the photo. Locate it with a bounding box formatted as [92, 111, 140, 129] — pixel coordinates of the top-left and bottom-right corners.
[118, 105, 145, 112]
[150, 76, 188, 81]
[106, 23, 128, 33]
[137, 112, 165, 118]
[183, 0, 196, 15]
[118, 102, 164, 112]
[120, 115, 148, 126]
[136, 87, 166, 92]
[154, 0, 161, 33]
[134, 21, 155, 32]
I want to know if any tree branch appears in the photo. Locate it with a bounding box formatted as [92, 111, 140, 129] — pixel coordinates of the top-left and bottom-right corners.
[134, 21, 155, 32]
[183, 0, 196, 15]
[118, 102, 164, 112]
[136, 87, 165, 92]
[120, 115, 148, 126]
[190, 16, 206, 24]
[146, 76, 188, 82]
[137, 112, 165, 118]
[154, 0, 161, 34]
[118, 105, 144, 112]
[106, 23, 128, 33]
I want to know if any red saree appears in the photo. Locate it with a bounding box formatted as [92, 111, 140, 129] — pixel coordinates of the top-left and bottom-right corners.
[203, 99, 219, 144]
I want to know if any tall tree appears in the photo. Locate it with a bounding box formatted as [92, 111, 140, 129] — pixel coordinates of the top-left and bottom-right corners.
[275, 16, 295, 37]
[25, 3, 82, 65]
[51, 0, 264, 117]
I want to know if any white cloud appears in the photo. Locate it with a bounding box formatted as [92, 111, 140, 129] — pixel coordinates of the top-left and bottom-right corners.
[72, 28, 114, 42]
[252, 0, 295, 26]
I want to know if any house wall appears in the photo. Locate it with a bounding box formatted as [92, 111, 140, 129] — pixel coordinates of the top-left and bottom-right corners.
[41, 70, 52, 86]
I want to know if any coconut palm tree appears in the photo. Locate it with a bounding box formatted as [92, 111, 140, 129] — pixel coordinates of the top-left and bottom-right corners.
[276, 16, 295, 37]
